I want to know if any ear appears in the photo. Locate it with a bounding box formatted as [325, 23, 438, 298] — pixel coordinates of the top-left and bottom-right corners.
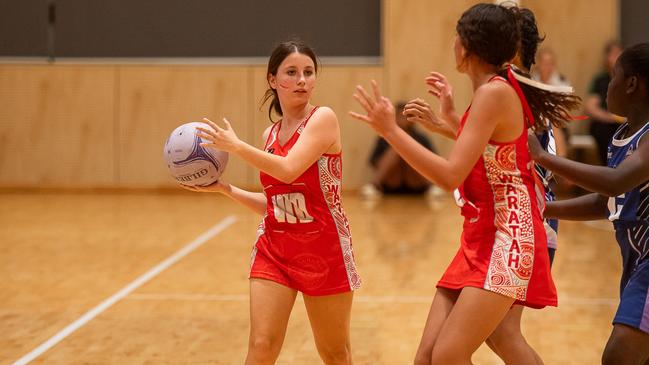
[268, 73, 277, 90]
[626, 75, 638, 95]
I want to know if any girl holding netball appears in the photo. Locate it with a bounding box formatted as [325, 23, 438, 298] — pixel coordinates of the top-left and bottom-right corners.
[528, 42, 649, 365]
[184, 40, 360, 365]
[350, 3, 576, 364]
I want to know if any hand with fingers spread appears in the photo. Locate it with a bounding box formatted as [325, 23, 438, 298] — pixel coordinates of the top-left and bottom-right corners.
[349, 80, 397, 137]
[425, 71, 460, 128]
[196, 117, 242, 154]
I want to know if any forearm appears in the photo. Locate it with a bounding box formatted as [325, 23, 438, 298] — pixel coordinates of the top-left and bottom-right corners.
[545, 193, 608, 221]
[234, 142, 298, 184]
[536, 153, 622, 196]
[383, 128, 458, 190]
[420, 122, 456, 140]
[585, 98, 617, 123]
[443, 111, 461, 131]
[221, 184, 267, 215]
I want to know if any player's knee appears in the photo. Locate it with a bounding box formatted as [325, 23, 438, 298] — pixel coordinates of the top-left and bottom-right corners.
[317, 343, 351, 365]
[429, 343, 470, 365]
[247, 335, 281, 360]
[488, 325, 525, 353]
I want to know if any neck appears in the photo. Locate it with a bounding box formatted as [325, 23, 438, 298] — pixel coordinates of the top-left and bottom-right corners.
[625, 103, 649, 132]
[467, 62, 500, 91]
[280, 102, 313, 125]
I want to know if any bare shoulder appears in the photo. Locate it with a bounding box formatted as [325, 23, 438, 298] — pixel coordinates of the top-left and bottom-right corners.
[473, 79, 517, 106]
[314, 106, 338, 121]
[307, 106, 339, 129]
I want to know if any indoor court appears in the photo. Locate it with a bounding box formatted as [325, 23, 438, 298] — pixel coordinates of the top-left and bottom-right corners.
[1, 193, 619, 364]
[1, 0, 646, 364]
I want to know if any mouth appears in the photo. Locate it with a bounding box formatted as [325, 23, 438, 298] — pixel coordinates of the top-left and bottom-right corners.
[294, 89, 307, 93]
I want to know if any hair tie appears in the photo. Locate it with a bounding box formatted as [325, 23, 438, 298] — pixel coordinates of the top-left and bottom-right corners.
[508, 65, 574, 93]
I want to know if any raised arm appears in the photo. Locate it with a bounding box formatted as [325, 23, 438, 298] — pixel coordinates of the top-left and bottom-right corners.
[529, 131, 649, 196]
[350, 80, 512, 191]
[198, 107, 339, 184]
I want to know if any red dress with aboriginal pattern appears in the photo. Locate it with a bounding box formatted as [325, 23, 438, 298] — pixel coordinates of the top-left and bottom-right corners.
[250, 107, 361, 296]
[437, 77, 557, 308]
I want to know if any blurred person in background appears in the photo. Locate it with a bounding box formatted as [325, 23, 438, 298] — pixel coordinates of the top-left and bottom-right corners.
[585, 40, 624, 165]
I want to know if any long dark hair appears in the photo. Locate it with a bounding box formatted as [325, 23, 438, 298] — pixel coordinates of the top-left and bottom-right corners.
[260, 39, 319, 122]
[515, 7, 544, 71]
[457, 3, 580, 130]
[618, 43, 649, 101]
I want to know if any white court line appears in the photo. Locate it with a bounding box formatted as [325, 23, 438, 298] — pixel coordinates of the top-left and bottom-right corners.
[127, 292, 618, 306]
[12, 215, 237, 365]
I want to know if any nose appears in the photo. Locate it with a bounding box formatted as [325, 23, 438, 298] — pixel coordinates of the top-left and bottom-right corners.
[297, 72, 306, 85]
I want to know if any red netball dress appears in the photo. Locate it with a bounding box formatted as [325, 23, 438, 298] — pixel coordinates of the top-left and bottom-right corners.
[437, 75, 557, 308]
[250, 107, 362, 296]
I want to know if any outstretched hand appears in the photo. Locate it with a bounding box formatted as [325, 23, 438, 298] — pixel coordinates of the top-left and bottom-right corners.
[349, 80, 397, 137]
[196, 117, 241, 154]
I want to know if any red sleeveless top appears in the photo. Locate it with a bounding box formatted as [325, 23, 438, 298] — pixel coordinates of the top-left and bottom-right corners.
[250, 107, 361, 295]
[437, 76, 557, 308]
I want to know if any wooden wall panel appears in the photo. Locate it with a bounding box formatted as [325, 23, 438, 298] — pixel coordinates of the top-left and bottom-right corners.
[0, 0, 620, 189]
[384, 0, 477, 157]
[117, 66, 253, 188]
[0, 65, 115, 187]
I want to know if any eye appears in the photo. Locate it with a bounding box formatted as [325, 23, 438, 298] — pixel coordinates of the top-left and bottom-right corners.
[305, 70, 314, 76]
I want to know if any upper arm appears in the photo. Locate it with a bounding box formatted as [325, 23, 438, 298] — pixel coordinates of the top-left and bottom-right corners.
[283, 107, 340, 176]
[445, 83, 518, 184]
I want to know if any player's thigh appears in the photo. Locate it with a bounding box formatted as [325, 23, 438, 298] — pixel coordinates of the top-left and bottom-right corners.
[434, 287, 515, 356]
[249, 278, 298, 340]
[302, 291, 354, 348]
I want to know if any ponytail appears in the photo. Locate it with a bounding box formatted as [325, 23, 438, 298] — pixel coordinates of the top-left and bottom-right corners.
[261, 88, 282, 121]
[499, 65, 581, 131]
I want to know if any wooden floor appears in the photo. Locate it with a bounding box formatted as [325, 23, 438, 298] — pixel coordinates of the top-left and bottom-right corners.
[0, 191, 621, 364]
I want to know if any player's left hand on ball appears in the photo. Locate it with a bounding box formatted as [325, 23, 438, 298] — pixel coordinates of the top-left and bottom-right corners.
[179, 179, 229, 193]
[196, 117, 241, 153]
[349, 80, 398, 137]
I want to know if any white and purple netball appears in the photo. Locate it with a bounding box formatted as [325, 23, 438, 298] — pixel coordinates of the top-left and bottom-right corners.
[163, 122, 228, 186]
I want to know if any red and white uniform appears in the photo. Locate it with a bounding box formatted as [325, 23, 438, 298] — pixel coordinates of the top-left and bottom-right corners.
[437, 76, 557, 308]
[250, 107, 361, 296]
